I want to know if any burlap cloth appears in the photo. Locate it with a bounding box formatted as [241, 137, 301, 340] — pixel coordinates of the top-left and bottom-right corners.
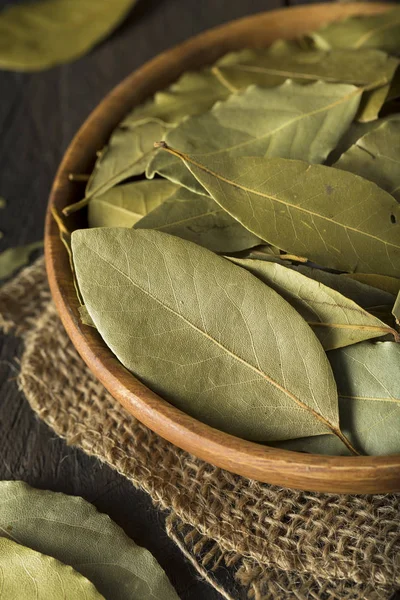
[1, 257, 399, 600]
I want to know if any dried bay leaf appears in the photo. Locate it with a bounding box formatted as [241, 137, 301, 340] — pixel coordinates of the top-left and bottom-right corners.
[147, 82, 362, 195]
[64, 121, 170, 216]
[0, 481, 180, 600]
[273, 341, 400, 456]
[0, 240, 43, 280]
[328, 341, 400, 456]
[308, 8, 400, 54]
[393, 292, 400, 324]
[270, 434, 352, 456]
[71, 227, 359, 451]
[344, 272, 400, 296]
[162, 147, 400, 277]
[231, 252, 396, 320]
[0, 0, 137, 71]
[215, 46, 398, 118]
[88, 180, 180, 228]
[228, 258, 398, 350]
[334, 119, 400, 201]
[326, 114, 400, 164]
[0, 538, 104, 599]
[134, 188, 261, 253]
[122, 69, 233, 128]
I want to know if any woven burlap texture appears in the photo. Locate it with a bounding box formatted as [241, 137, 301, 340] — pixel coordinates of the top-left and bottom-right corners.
[1, 258, 399, 600]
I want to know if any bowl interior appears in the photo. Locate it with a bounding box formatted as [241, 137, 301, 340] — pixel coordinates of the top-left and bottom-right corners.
[45, 2, 400, 494]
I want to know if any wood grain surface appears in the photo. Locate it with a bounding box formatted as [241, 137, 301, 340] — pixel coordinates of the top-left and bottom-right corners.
[1, 0, 399, 598]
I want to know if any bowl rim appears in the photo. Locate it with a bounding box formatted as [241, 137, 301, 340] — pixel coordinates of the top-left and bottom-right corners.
[45, 1, 400, 494]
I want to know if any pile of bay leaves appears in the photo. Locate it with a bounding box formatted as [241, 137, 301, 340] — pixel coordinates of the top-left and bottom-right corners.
[64, 8, 400, 457]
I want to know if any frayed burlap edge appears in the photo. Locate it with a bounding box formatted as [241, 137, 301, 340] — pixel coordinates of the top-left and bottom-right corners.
[1, 259, 399, 600]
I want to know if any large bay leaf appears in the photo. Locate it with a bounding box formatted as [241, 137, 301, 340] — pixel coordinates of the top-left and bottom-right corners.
[0, 480, 179, 600]
[71, 227, 352, 447]
[229, 257, 398, 350]
[63, 121, 169, 216]
[88, 180, 179, 228]
[147, 82, 362, 195]
[0, 0, 136, 71]
[273, 341, 400, 456]
[334, 119, 400, 201]
[134, 188, 261, 253]
[162, 146, 400, 276]
[0, 538, 104, 599]
[344, 272, 400, 296]
[308, 8, 400, 54]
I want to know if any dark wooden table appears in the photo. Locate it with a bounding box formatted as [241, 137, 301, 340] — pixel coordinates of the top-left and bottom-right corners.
[1, 1, 399, 598]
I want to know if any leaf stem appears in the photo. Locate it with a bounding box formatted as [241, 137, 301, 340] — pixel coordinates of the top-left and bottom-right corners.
[332, 428, 360, 456]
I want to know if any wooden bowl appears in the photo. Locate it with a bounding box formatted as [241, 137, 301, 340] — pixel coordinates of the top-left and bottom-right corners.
[45, 2, 400, 494]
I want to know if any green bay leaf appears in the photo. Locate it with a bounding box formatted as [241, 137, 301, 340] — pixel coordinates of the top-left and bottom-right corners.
[163, 147, 400, 277]
[0, 0, 136, 71]
[0, 537, 104, 600]
[147, 82, 362, 195]
[64, 121, 170, 216]
[71, 227, 349, 446]
[343, 272, 400, 296]
[0, 538, 104, 599]
[0, 481, 179, 600]
[328, 341, 400, 456]
[273, 341, 400, 456]
[229, 257, 398, 350]
[215, 46, 398, 100]
[88, 180, 180, 228]
[308, 8, 400, 54]
[134, 188, 261, 253]
[335, 119, 400, 201]
[393, 292, 400, 324]
[0, 240, 43, 280]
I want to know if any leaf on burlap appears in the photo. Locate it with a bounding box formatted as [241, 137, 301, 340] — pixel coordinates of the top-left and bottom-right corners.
[0, 481, 180, 600]
[0, 0, 137, 71]
[308, 8, 400, 54]
[343, 273, 400, 298]
[274, 341, 400, 456]
[0, 537, 104, 599]
[71, 227, 350, 446]
[134, 188, 261, 253]
[88, 180, 180, 228]
[161, 146, 400, 276]
[63, 121, 170, 216]
[0, 196, 5, 209]
[147, 82, 362, 194]
[0, 240, 43, 280]
[334, 119, 400, 201]
[228, 257, 398, 350]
